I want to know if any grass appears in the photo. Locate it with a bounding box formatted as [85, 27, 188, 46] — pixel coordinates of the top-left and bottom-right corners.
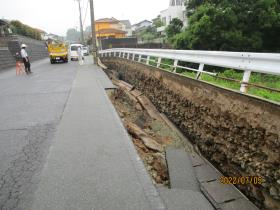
[157, 60, 280, 103]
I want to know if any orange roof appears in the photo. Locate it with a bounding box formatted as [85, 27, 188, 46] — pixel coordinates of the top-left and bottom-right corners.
[95, 17, 119, 23]
[97, 28, 126, 34]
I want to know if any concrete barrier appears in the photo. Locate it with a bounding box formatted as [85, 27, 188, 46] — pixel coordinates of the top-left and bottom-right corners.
[101, 57, 280, 210]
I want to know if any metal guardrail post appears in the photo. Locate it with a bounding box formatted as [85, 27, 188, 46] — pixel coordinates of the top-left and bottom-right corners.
[119, 52, 121, 58]
[114, 51, 116, 57]
[157, 57, 161, 68]
[132, 54, 135, 61]
[123, 52, 126, 59]
[173, 59, 178, 73]
[138, 55, 142, 62]
[196, 63, 205, 80]
[240, 71, 252, 93]
[127, 53, 130, 59]
[146, 56, 150, 65]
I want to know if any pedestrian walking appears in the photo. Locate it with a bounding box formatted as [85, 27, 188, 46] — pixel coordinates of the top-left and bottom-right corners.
[20, 44, 32, 74]
[77, 46, 84, 65]
[15, 52, 24, 75]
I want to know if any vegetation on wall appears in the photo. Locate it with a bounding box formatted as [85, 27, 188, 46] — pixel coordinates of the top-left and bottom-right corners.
[9, 20, 42, 40]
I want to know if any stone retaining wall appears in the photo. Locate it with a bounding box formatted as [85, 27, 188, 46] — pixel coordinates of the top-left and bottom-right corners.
[102, 57, 280, 210]
[0, 47, 15, 70]
[0, 35, 48, 71]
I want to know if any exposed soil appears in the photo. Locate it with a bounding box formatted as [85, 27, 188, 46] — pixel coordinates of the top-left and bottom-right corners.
[102, 58, 280, 210]
[107, 87, 184, 185]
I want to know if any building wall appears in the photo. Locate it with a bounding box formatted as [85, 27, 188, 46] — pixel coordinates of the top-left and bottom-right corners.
[160, 0, 187, 27]
[132, 21, 152, 31]
[95, 22, 111, 31]
[95, 22, 126, 38]
[161, 6, 186, 26]
[97, 33, 125, 39]
[120, 23, 132, 37]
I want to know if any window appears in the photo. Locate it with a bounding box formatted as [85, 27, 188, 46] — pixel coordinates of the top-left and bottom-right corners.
[162, 17, 166, 26]
[71, 46, 78, 51]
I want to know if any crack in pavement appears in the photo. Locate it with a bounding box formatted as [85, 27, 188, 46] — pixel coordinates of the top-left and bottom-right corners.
[0, 124, 56, 210]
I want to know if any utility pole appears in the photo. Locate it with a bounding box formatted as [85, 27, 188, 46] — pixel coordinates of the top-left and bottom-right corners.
[75, 0, 85, 44]
[89, 0, 98, 64]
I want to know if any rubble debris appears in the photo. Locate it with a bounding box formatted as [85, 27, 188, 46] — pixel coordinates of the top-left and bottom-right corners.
[126, 122, 163, 152]
[107, 83, 183, 185]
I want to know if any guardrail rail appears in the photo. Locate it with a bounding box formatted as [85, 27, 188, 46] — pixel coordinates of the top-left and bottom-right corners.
[99, 48, 280, 94]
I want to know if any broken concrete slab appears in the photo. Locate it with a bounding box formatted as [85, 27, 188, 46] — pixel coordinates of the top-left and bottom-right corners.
[165, 147, 199, 191]
[137, 95, 163, 121]
[189, 153, 205, 167]
[194, 164, 220, 183]
[201, 180, 243, 205]
[158, 188, 214, 210]
[220, 198, 259, 210]
[131, 89, 143, 97]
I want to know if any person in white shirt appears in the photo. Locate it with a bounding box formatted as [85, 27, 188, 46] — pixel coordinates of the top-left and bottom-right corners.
[77, 46, 84, 65]
[20, 44, 32, 74]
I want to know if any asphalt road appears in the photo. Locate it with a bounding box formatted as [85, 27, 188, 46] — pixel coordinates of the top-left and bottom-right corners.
[0, 59, 77, 209]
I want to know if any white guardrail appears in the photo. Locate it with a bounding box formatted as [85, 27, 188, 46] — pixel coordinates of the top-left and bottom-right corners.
[99, 48, 280, 93]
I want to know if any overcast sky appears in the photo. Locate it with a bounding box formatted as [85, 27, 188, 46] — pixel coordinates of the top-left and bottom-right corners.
[0, 0, 168, 36]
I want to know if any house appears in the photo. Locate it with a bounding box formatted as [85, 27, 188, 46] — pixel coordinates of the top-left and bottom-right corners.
[35, 28, 48, 40]
[119, 20, 132, 37]
[95, 17, 126, 39]
[0, 19, 12, 37]
[160, 0, 187, 27]
[43, 33, 65, 42]
[131, 20, 152, 32]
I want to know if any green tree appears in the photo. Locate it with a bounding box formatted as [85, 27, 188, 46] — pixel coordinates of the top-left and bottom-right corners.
[66, 28, 80, 42]
[135, 26, 159, 43]
[173, 0, 280, 52]
[10, 20, 42, 40]
[165, 18, 183, 39]
[153, 15, 164, 28]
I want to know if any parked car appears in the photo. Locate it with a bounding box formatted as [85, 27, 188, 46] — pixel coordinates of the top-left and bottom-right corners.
[82, 46, 89, 56]
[69, 44, 83, 61]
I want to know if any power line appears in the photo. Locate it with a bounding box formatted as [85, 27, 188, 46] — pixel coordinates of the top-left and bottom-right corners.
[74, 0, 85, 44]
[82, 0, 89, 27]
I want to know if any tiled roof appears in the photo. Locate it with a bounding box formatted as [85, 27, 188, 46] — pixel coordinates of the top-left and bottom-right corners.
[95, 17, 119, 23]
[132, 20, 152, 27]
[0, 19, 9, 26]
[120, 20, 132, 28]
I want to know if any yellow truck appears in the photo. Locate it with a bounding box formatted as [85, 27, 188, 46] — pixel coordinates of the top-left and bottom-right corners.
[47, 42, 68, 64]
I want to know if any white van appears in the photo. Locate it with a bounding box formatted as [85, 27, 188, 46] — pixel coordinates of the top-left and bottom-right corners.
[69, 44, 83, 61]
[82, 46, 89, 56]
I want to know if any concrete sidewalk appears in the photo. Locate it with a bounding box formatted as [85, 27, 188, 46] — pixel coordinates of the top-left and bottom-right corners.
[32, 60, 165, 210]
